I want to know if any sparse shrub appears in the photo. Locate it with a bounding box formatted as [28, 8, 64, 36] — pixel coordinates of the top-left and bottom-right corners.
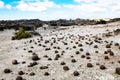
[96, 19, 107, 24]
[114, 29, 120, 35]
[0, 27, 4, 31]
[12, 27, 31, 40]
[116, 67, 120, 75]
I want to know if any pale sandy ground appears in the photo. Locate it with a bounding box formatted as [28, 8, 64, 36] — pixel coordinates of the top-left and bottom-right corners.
[0, 22, 120, 80]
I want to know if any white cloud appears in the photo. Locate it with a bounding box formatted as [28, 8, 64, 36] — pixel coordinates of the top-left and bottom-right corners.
[0, 1, 12, 9]
[5, 4, 12, 9]
[0, 1, 4, 8]
[65, 0, 120, 13]
[74, 0, 96, 3]
[64, 4, 105, 12]
[16, 0, 60, 12]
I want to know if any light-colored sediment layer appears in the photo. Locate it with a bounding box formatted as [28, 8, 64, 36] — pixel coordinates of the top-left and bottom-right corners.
[0, 22, 120, 80]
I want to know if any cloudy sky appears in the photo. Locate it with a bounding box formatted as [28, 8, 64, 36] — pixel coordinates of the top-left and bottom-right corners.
[0, 0, 120, 20]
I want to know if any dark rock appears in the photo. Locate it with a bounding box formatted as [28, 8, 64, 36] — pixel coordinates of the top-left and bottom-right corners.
[80, 48, 84, 51]
[115, 43, 119, 46]
[32, 55, 40, 61]
[94, 45, 98, 48]
[60, 62, 66, 65]
[12, 59, 18, 65]
[81, 55, 85, 58]
[104, 56, 109, 60]
[55, 50, 59, 53]
[28, 62, 38, 67]
[29, 72, 35, 76]
[22, 61, 26, 64]
[44, 72, 50, 76]
[40, 66, 48, 70]
[48, 58, 52, 61]
[86, 56, 91, 59]
[45, 48, 51, 51]
[73, 71, 80, 76]
[106, 44, 111, 48]
[63, 66, 70, 71]
[109, 51, 114, 56]
[78, 44, 83, 47]
[54, 54, 61, 60]
[43, 55, 48, 58]
[76, 51, 80, 54]
[18, 71, 24, 75]
[86, 52, 90, 56]
[4, 69, 11, 73]
[71, 59, 77, 63]
[28, 50, 33, 53]
[104, 51, 108, 54]
[73, 46, 76, 48]
[16, 76, 23, 80]
[100, 65, 106, 70]
[87, 63, 93, 68]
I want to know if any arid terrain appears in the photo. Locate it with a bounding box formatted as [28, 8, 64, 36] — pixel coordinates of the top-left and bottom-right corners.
[0, 21, 120, 80]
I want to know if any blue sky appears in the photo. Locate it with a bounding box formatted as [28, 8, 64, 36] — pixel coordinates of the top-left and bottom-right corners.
[0, 0, 120, 20]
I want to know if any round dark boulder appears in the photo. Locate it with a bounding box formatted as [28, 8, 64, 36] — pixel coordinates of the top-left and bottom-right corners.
[18, 71, 24, 75]
[63, 66, 70, 71]
[32, 55, 40, 61]
[44, 72, 50, 76]
[16, 76, 23, 80]
[12, 59, 18, 65]
[73, 71, 80, 76]
[100, 65, 106, 70]
[4, 69, 11, 73]
[87, 63, 93, 68]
